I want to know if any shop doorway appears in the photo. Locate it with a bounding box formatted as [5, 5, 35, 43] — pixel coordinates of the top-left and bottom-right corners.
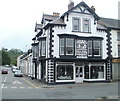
[75, 66, 84, 83]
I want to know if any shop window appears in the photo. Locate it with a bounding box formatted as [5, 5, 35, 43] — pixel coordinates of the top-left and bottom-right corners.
[84, 65, 89, 79]
[57, 65, 73, 80]
[83, 19, 91, 33]
[90, 66, 104, 79]
[72, 18, 80, 32]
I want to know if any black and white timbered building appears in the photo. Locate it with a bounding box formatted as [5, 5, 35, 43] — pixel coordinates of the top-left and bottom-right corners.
[19, 1, 119, 84]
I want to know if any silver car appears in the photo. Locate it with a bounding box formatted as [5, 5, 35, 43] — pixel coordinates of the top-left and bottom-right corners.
[14, 70, 23, 77]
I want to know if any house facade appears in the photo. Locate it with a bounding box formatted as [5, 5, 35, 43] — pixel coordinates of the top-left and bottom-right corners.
[30, 1, 113, 84]
[18, 1, 120, 84]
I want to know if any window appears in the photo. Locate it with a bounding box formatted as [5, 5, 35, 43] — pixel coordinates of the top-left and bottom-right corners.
[59, 38, 74, 56]
[118, 45, 120, 57]
[72, 18, 80, 32]
[90, 66, 104, 79]
[88, 41, 92, 56]
[117, 32, 120, 41]
[41, 40, 46, 56]
[88, 40, 101, 57]
[93, 41, 101, 56]
[66, 38, 74, 55]
[60, 38, 64, 55]
[57, 65, 73, 80]
[83, 19, 90, 32]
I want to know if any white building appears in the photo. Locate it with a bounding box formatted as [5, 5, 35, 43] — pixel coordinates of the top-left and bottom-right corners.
[31, 1, 112, 84]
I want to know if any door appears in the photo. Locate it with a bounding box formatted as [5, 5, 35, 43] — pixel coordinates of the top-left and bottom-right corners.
[75, 66, 84, 83]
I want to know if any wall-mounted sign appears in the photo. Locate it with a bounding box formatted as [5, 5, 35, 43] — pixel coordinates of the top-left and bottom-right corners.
[76, 40, 87, 58]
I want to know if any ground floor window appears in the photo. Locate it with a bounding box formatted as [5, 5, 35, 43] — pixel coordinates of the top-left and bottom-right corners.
[84, 63, 105, 80]
[56, 64, 74, 80]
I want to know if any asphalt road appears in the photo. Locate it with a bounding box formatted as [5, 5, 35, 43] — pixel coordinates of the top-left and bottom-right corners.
[0, 66, 119, 100]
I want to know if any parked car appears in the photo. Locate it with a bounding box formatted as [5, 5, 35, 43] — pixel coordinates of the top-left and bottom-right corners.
[12, 66, 19, 73]
[14, 70, 23, 77]
[1, 69, 8, 74]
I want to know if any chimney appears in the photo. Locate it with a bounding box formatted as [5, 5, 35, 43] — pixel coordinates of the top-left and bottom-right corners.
[91, 6, 95, 12]
[68, 0, 74, 10]
[53, 12, 60, 16]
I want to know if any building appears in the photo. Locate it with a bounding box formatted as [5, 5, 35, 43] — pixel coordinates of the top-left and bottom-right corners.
[18, 1, 120, 84]
[31, 1, 113, 84]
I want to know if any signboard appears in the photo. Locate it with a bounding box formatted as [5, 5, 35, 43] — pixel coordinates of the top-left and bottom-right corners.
[76, 40, 87, 58]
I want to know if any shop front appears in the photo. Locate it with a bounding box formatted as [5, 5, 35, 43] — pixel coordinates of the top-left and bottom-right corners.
[55, 62, 106, 83]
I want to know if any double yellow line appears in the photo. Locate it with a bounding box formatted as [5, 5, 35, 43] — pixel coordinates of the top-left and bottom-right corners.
[22, 78, 39, 88]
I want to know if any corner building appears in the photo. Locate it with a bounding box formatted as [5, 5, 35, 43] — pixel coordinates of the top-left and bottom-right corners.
[31, 1, 112, 84]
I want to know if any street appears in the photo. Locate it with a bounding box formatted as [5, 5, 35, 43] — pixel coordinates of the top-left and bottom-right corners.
[0, 66, 119, 100]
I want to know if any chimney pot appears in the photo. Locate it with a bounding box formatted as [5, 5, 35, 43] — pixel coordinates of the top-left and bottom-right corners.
[91, 6, 95, 12]
[68, 0, 74, 10]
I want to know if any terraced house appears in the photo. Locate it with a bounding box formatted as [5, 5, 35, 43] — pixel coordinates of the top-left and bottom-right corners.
[18, 1, 120, 84]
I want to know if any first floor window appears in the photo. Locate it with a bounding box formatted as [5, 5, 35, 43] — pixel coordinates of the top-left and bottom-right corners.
[93, 41, 101, 56]
[66, 38, 74, 55]
[88, 40, 101, 57]
[57, 65, 73, 80]
[60, 38, 64, 55]
[41, 40, 46, 56]
[117, 32, 120, 41]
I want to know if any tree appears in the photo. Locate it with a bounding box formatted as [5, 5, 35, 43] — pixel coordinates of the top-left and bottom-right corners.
[1, 48, 11, 65]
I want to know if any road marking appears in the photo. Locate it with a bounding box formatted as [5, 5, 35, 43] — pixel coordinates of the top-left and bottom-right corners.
[3, 77, 7, 83]
[1, 84, 4, 88]
[11, 87, 17, 89]
[27, 87, 33, 89]
[3, 86, 7, 89]
[22, 78, 38, 88]
[19, 87, 25, 89]
[13, 81, 22, 84]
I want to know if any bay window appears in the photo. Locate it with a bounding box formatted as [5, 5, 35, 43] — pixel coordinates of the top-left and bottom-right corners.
[59, 38, 74, 56]
[66, 38, 74, 55]
[88, 40, 101, 57]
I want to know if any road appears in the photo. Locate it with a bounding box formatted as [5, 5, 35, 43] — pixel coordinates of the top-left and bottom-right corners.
[0, 66, 119, 101]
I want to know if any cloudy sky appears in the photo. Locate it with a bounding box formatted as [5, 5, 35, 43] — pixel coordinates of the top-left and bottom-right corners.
[0, 0, 119, 52]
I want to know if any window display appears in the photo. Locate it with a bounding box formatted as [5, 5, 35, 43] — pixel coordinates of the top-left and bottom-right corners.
[57, 65, 73, 80]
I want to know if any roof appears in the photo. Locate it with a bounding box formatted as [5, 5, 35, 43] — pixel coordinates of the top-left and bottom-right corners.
[99, 17, 120, 30]
[61, 2, 100, 20]
[50, 18, 65, 25]
[41, 14, 59, 24]
[35, 23, 43, 32]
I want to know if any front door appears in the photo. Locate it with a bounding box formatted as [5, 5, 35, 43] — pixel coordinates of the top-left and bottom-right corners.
[75, 66, 84, 83]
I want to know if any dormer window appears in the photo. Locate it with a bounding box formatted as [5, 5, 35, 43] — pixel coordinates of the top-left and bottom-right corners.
[83, 18, 91, 33]
[72, 18, 80, 32]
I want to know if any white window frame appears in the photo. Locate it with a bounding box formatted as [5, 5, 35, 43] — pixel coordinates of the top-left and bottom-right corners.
[93, 41, 101, 57]
[72, 18, 81, 32]
[83, 18, 91, 33]
[66, 38, 74, 55]
[60, 38, 64, 55]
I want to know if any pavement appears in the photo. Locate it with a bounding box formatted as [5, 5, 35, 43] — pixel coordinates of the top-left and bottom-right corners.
[23, 75, 120, 89]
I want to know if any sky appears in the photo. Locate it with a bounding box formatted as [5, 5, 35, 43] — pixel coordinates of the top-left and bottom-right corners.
[0, 0, 119, 52]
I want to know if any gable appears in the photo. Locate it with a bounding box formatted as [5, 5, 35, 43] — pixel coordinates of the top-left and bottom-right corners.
[61, 2, 100, 20]
[72, 5, 92, 15]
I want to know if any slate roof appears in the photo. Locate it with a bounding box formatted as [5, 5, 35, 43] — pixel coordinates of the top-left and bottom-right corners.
[99, 17, 120, 30]
[35, 23, 43, 32]
[41, 14, 59, 24]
